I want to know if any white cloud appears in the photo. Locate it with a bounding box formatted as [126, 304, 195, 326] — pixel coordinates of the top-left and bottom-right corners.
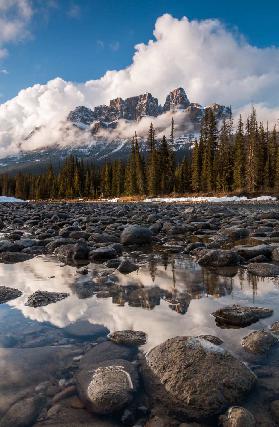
[1, 13, 279, 157]
[67, 3, 81, 19]
[0, 68, 8, 74]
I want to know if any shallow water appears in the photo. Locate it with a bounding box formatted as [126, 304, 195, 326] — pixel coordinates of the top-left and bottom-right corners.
[1, 254, 279, 355]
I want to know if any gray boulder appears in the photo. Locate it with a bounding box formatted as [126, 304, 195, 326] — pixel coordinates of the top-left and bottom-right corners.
[76, 359, 138, 414]
[120, 225, 152, 245]
[90, 247, 117, 262]
[236, 244, 272, 260]
[219, 406, 256, 427]
[117, 259, 139, 274]
[212, 304, 273, 327]
[247, 262, 279, 277]
[198, 249, 240, 267]
[241, 330, 278, 354]
[143, 336, 256, 419]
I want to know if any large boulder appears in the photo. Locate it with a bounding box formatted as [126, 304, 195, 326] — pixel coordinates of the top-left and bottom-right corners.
[143, 336, 256, 419]
[219, 406, 256, 427]
[236, 245, 272, 260]
[76, 359, 138, 414]
[197, 249, 240, 267]
[247, 263, 279, 277]
[212, 304, 273, 327]
[241, 330, 278, 354]
[90, 247, 117, 262]
[120, 225, 152, 245]
[0, 395, 46, 427]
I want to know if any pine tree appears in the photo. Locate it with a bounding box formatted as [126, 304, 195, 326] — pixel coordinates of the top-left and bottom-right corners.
[233, 115, 246, 191]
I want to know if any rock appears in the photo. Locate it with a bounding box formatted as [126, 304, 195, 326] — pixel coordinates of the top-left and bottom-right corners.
[145, 415, 179, 427]
[52, 385, 76, 404]
[0, 252, 33, 263]
[270, 400, 279, 423]
[197, 249, 240, 267]
[241, 330, 278, 354]
[106, 259, 121, 269]
[222, 227, 249, 240]
[236, 245, 272, 260]
[63, 321, 109, 339]
[108, 330, 147, 346]
[76, 359, 138, 414]
[79, 341, 137, 367]
[272, 247, 279, 262]
[25, 291, 69, 307]
[196, 335, 223, 345]
[72, 280, 96, 299]
[143, 336, 256, 419]
[118, 259, 139, 274]
[270, 321, 279, 334]
[212, 304, 273, 327]
[54, 242, 89, 264]
[121, 225, 152, 245]
[0, 395, 46, 427]
[247, 262, 279, 277]
[90, 247, 117, 262]
[219, 406, 256, 427]
[184, 242, 205, 254]
[0, 286, 22, 304]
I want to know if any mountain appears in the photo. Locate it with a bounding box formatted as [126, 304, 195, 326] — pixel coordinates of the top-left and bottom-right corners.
[0, 88, 231, 174]
[67, 87, 231, 134]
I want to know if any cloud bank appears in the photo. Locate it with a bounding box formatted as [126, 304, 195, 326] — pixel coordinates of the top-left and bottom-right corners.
[1, 13, 279, 157]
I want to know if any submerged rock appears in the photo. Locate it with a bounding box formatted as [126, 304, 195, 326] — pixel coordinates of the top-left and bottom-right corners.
[143, 336, 256, 419]
[212, 304, 273, 327]
[241, 330, 278, 354]
[76, 359, 138, 414]
[247, 263, 279, 277]
[108, 330, 147, 346]
[120, 225, 152, 245]
[25, 291, 69, 307]
[63, 321, 109, 339]
[0, 286, 22, 304]
[0, 395, 46, 427]
[219, 406, 256, 427]
[196, 335, 223, 345]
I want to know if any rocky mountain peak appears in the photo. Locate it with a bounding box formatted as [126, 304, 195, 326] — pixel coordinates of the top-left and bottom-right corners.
[163, 87, 190, 112]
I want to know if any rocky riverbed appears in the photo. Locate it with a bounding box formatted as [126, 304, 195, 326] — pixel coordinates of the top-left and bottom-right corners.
[1, 201, 279, 426]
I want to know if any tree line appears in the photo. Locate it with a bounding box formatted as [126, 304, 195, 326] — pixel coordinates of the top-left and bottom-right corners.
[1, 108, 279, 200]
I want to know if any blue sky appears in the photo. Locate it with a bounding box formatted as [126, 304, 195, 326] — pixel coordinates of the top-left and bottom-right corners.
[1, 0, 279, 102]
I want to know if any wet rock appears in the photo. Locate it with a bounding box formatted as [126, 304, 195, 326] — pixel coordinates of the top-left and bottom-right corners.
[25, 291, 69, 307]
[196, 335, 223, 345]
[108, 330, 147, 346]
[72, 280, 96, 299]
[235, 244, 272, 260]
[197, 249, 240, 267]
[54, 242, 89, 264]
[90, 247, 117, 262]
[106, 259, 121, 269]
[143, 336, 256, 419]
[184, 242, 205, 254]
[222, 227, 249, 240]
[79, 341, 137, 367]
[270, 400, 279, 424]
[0, 252, 33, 263]
[247, 262, 279, 277]
[0, 286, 22, 304]
[0, 395, 46, 427]
[145, 415, 179, 427]
[270, 321, 279, 334]
[118, 259, 139, 274]
[219, 406, 256, 427]
[76, 359, 138, 414]
[271, 247, 279, 262]
[63, 321, 109, 339]
[121, 225, 152, 245]
[212, 304, 273, 327]
[52, 385, 76, 404]
[241, 330, 278, 354]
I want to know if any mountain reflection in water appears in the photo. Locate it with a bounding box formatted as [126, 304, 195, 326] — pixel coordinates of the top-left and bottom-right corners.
[0, 254, 279, 352]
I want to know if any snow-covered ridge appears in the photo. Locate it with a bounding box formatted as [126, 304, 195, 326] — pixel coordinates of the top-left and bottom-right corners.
[0, 196, 25, 203]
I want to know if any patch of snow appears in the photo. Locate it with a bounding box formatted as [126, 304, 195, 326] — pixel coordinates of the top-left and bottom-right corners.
[186, 337, 226, 354]
[0, 196, 25, 203]
[143, 195, 277, 203]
